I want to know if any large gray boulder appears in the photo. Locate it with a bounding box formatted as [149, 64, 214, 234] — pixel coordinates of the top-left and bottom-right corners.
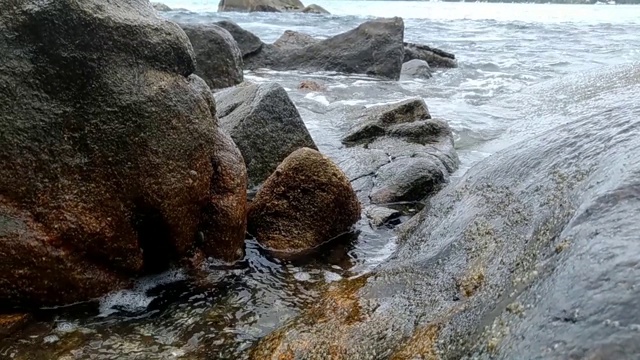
[180, 24, 244, 90]
[249, 68, 640, 359]
[0, 0, 248, 308]
[214, 20, 264, 57]
[218, 0, 304, 12]
[245, 18, 406, 80]
[214, 82, 317, 187]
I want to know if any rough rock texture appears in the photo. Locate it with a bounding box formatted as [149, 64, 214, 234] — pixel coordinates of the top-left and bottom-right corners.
[273, 30, 318, 50]
[0, 0, 247, 308]
[337, 98, 458, 205]
[405, 42, 457, 68]
[248, 148, 361, 253]
[214, 20, 263, 57]
[245, 18, 406, 80]
[180, 24, 244, 90]
[218, 0, 304, 12]
[401, 59, 433, 79]
[248, 67, 640, 359]
[214, 82, 317, 187]
[151, 2, 172, 11]
[301, 4, 330, 14]
[0, 313, 30, 339]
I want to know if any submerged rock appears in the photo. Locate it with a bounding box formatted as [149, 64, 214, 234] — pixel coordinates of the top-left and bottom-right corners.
[214, 82, 317, 187]
[298, 79, 327, 92]
[404, 42, 457, 68]
[248, 77, 640, 358]
[245, 18, 406, 80]
[248, 148, 361, 253]
[218, 0, 304, 12]
[401, 59, 433, 79]
[301, 4, 330, 14]
[0, 0, 247, 307]
[180, 24, 244, 90]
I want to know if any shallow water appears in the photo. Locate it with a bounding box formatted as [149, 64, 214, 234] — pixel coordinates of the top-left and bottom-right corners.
[3, 1, 640, 359]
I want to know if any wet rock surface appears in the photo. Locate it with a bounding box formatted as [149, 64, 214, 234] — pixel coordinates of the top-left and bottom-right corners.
[248, 148, 361, 253]
[248, 96, 640, 359]
[338, 98, 459, 206]
[214, 82, 317, 187]
[180, 24, 244, 90]
[244, 18, 406, 80]
[0, 0, 247, 307]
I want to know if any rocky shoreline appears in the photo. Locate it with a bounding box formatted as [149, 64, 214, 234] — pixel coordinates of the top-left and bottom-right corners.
[2, 1, 639, 359]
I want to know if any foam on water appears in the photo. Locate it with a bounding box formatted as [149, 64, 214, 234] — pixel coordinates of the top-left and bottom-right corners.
[98, 269, 187, 317]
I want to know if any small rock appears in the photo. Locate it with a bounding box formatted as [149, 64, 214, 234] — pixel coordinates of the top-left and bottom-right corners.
[298, 80, 327, 92]
[248, 148, 361, 253]
[401, 59, 432, 79]
[370, 157, 447, 204]
[301, 4, 330, 14]
[179, 24, 244, 90]
[364, 206, 401, 227]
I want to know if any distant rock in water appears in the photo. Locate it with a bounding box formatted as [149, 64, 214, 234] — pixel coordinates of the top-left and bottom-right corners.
[220, 19, 456, 80]
[248, 148, 361, 254]
[338, 98, 459, 206]
[301, 4, 330, 14]
[245, 17, 406, 80]
[218, 0, 304, 12]
[298, 79, 327, 92]
[401, 59, 433, 79]
[249, 71, 640, 358]
[214, 82, 317, 188]
[180, 24, 244, 90]
[404, 42, 457, 68]
[151, 2, 172, 11]
[0, 0, 247, 308]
